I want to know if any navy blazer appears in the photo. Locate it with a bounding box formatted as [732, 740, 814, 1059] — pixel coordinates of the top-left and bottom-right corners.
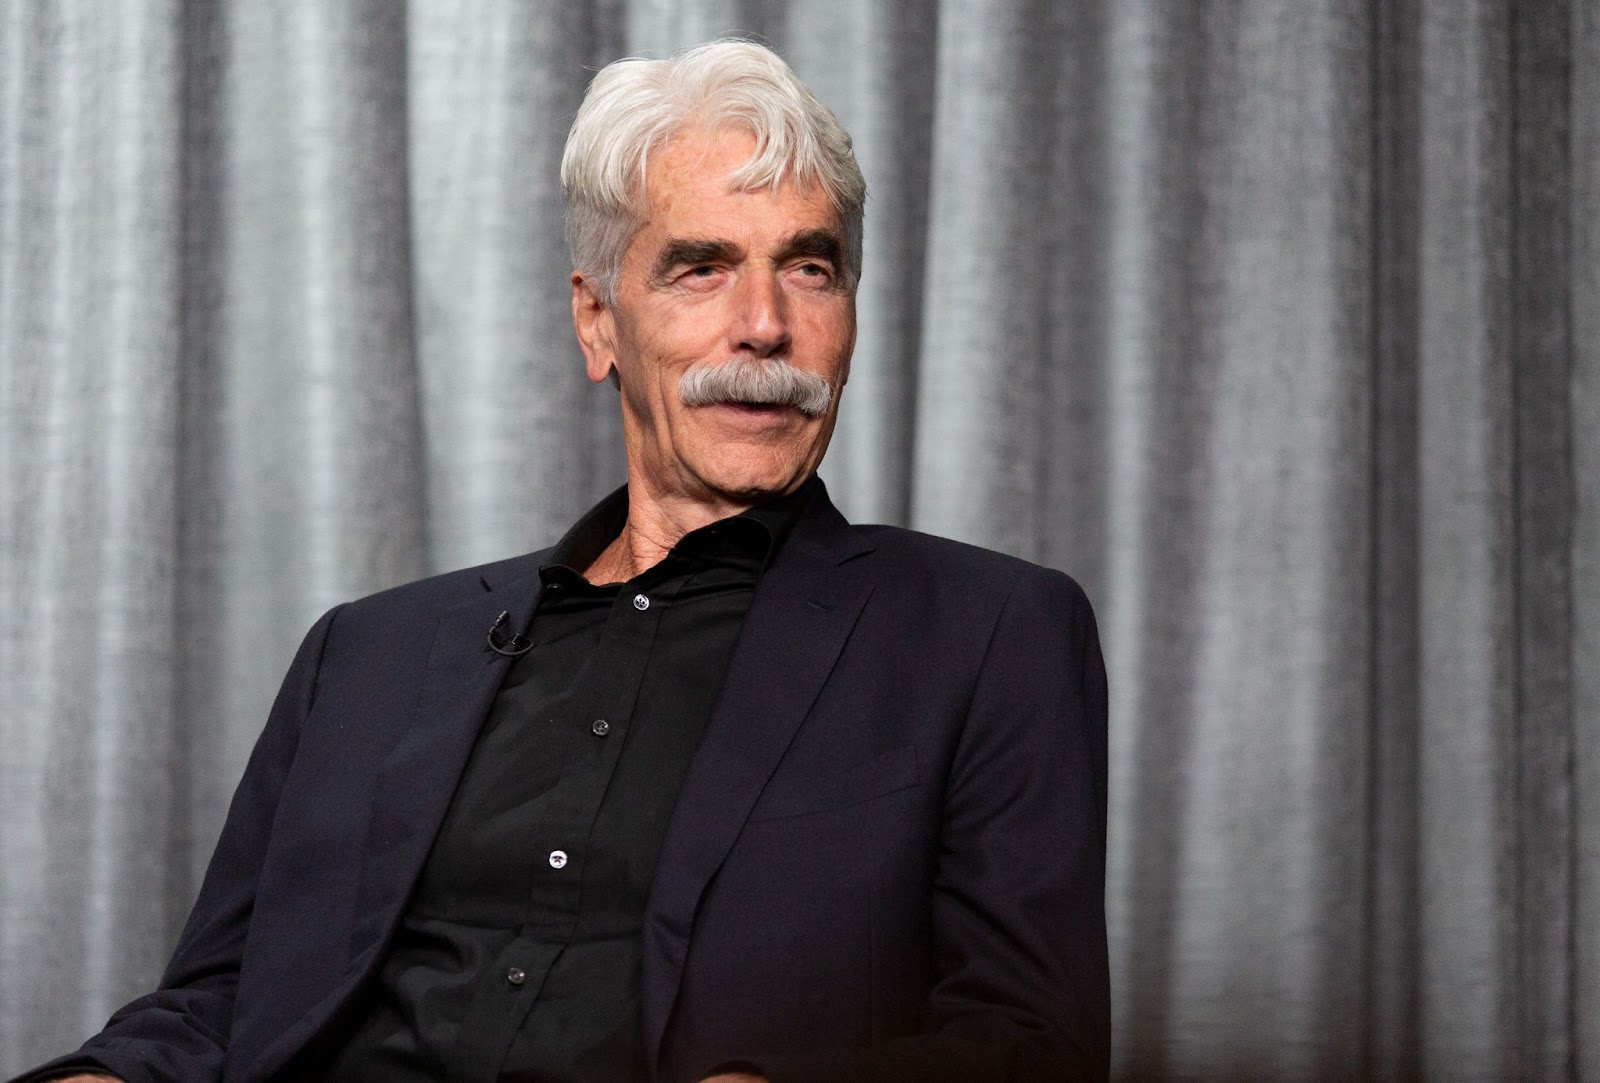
[41, 486, 1109, 1082]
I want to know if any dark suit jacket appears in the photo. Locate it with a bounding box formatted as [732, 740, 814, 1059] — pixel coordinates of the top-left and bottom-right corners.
[39, 487, 1109, 1083]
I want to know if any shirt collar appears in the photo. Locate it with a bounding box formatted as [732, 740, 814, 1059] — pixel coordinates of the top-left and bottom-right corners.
[541, 474, 820, 585]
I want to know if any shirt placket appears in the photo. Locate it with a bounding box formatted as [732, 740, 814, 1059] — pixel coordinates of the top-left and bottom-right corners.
[446, 570, 688, 1082]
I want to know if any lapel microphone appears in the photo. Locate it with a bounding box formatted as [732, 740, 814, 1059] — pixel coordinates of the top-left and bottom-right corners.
[486, 610, 533, 656]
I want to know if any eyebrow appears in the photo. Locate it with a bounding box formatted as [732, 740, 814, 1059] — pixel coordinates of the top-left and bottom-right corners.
[775, 228, 844, 268]
[649, 238, 742, 283]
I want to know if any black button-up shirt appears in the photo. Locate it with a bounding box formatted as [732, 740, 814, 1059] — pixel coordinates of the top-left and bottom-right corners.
[321, 478, 816, 1082]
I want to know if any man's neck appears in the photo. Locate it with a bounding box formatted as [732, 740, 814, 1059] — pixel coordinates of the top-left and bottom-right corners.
[581, 481, 753, 585]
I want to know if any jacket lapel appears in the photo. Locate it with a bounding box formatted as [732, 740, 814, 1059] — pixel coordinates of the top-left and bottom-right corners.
[345, 569, 548, 957]
[642, 493, 875, 1073]
[242, 561, 548, 1083]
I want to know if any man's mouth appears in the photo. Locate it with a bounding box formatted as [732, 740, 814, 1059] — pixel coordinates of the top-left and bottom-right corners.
[716, 400, 790, 412]
[700, 399, 797, 422]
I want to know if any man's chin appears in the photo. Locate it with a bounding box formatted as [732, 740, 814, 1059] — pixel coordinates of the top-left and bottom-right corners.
[657, 409, 834, 503]
[684, 456, 814, 505]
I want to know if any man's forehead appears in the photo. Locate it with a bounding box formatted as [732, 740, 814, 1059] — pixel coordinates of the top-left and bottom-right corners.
[643, 128, 830, 212]
[649, 124, 759, 179]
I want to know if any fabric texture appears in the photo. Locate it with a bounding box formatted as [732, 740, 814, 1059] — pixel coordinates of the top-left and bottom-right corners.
[1, 1, 1595, 1078]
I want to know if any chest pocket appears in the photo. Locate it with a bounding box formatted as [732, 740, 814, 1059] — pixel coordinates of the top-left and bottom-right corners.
[747, 744, 919, 822]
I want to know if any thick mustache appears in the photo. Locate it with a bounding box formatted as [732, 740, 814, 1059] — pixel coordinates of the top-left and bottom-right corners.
[677, 357, 834, 418]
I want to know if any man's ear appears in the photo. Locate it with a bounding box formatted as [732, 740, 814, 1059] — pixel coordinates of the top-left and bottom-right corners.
[571, 271, 618, 385]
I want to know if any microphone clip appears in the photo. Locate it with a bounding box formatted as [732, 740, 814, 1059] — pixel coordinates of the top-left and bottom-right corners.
[486, 610, 533, 657]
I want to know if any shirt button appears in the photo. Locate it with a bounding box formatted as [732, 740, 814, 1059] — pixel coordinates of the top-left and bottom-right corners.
[633, 593, 650, 611]
[548, 849, 568, 869]
[506, 966, 526, 986]
[591, 718, 610, 737]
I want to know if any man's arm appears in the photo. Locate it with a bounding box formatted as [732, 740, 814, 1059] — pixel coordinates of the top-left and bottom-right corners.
[725, 570, 1111, 1082]
[13, 607, 343, 1083]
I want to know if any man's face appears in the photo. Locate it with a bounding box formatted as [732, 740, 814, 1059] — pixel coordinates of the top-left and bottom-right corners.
[572, 126, 856, 506]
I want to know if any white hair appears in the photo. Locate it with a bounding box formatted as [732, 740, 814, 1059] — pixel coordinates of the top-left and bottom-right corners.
[561, 39, 866, 305]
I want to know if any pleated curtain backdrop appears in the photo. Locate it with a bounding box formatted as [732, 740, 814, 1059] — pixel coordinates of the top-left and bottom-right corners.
[1, 1, 1595, 1078]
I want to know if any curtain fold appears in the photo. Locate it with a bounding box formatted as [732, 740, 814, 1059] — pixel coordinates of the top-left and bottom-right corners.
[1414, 2, 1519, 1073]
[1573, 4, 1600, 1077]
[1, 1, 1594, 1077]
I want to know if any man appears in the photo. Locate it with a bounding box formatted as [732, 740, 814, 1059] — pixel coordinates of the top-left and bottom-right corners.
[26, 40, 1108, 1083]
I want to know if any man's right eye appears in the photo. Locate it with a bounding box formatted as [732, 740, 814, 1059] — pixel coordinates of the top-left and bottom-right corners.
[676, 265, 724, 289]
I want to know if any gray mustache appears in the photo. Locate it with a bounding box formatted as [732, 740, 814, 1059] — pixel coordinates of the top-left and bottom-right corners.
[677, 357, 834, 417]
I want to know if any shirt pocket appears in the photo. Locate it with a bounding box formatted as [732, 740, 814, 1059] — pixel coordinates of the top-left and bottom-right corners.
[747, 744, 919, 822]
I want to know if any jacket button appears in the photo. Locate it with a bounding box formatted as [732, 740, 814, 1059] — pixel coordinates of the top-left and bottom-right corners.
[507, 966, 526, 986]
[633, 593, 650, 611]
[591, 718, 610, 737]
[548, 849, 568, 869]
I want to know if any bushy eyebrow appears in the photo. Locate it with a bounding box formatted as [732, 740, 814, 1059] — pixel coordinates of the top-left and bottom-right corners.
[775, 228, 843, 267]
[650, 238, 742, 283]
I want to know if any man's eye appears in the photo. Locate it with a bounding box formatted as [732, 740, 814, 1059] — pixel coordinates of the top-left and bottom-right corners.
[673, 265, 723, 289]
[795, 262, 832, 279]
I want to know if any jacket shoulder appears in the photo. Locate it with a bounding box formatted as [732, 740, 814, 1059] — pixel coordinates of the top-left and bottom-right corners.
[334, 549, 549, 620]
[847, 523, 1092, 607]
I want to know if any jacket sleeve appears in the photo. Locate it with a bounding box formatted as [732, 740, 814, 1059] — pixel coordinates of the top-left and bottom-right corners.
[726, 571, 1111, 1083]
[14, 606, 344, 1083]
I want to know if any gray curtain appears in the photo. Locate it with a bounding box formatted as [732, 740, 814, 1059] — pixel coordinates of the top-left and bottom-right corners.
[1, 1, 1595, 1078]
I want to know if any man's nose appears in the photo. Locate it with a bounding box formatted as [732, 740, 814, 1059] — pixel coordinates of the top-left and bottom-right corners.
[730, 268, 791, 357]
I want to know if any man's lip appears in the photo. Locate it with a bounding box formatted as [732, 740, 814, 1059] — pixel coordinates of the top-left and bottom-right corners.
[701, 400, 794, 414]
[690, 400, 803, 426]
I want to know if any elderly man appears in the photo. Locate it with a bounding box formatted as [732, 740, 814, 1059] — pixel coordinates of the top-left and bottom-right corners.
[27, 40, 1108, 1083]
